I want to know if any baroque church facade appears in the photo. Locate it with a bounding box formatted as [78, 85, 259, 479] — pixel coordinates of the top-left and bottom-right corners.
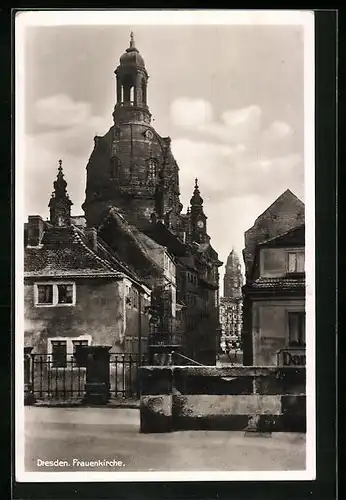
[79, 34, 222, 365]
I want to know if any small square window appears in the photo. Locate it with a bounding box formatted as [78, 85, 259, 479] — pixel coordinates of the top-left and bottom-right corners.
[37, 285, 53, 304]
[58, 284, 74, 304]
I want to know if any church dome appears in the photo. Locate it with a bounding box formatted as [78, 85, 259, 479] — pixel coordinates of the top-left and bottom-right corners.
[119, 32, 145, 68]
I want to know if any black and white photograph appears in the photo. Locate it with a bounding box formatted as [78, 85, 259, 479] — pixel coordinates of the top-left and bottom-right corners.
[15, 10, 315, 482]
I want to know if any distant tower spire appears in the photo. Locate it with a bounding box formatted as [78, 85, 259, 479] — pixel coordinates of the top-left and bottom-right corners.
[190, 178, 203, 207]
[224, 249, 243, 298]
[49, 159, 73, 226]
[189, 178, 207, 243]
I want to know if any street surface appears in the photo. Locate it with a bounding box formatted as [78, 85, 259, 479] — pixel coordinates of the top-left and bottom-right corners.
[24, 406, 306, 472]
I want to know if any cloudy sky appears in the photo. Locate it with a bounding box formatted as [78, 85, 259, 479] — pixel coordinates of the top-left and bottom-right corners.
[20, 16, 307, 293]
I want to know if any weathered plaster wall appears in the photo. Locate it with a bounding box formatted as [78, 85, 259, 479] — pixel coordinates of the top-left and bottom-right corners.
[259, 247, 304, 278]
[252, 300, 305, 365]
[24, 277, 149, 353]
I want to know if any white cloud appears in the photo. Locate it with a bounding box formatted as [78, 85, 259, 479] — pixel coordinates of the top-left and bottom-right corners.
[30, 93, 111, 157]
[24, 93, 112, 217]
[263, 120, 293, 141]
[24, 134, 87, 219]
[34, 94, 92, 129]
[170, 98, 213, 129]
[170, 98, 303, 254]
[170, 97, 262, 145]
[221, 105, 262, 127]
[171, 136, 303, 210]
[170, 98, 296, 153]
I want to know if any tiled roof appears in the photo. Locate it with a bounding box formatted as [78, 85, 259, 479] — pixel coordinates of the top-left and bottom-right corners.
[93, 234, 143, 283]
[258, 224, 305, 246]
[104, 209, 163, 275]
[249, 276, 305, 290]
[24, 225, 127, 279]
[129, 224, 165, 251]
[253, 189, 305, 225]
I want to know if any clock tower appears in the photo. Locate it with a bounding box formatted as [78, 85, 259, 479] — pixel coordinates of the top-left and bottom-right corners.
[189, 178, 208, 243]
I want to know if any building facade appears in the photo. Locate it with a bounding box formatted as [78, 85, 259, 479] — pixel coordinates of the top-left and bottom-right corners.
[81, 34, 222, 365]
[24, 162, 152, 360]
[220, 249, 243, 353]
[242, 190, 305, 366]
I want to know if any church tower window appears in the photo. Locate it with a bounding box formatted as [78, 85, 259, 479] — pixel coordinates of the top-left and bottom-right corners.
[147, 158, 157, 182]
[110, 157, 120, 180]
[141, 78, 147, 105]
[129, 85, 135, 104]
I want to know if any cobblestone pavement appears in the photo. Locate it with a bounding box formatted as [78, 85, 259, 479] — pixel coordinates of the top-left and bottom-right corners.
[24, 406, 306, 472]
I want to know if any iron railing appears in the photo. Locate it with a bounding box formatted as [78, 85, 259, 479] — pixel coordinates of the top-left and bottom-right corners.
[31, 353, 87, 401]
[172, 352, 204, 366]
[109, 352, 148, 399]
[30, 352, 149, 402]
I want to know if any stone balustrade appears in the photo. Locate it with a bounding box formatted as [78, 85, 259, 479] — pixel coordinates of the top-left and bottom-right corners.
[139, 365, 306, 433]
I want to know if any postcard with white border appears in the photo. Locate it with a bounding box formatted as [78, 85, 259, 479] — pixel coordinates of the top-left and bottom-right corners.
[15, 9, 316, 483]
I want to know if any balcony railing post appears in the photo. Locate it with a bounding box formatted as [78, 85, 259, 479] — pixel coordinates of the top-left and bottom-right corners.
[24, 346, 35, 405]
[83, 345, 112, 405]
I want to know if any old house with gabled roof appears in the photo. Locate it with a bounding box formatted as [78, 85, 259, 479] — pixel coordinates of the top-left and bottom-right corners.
[24, 161, 156, 363]
[242, 190, 306, 366]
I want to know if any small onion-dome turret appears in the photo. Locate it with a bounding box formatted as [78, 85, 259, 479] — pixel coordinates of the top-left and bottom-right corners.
[119, 32, 145, 68]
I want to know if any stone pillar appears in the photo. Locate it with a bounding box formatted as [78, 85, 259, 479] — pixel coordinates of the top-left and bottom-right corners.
[139, 366, 173, 433]
[245, 368, 261, 433]
[116, 75, 121, 103]
[24, 347, 35, 405]
[83, 345, 112, 405]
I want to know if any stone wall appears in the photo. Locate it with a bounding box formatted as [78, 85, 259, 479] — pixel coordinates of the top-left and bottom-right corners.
[140, 365, 306, 433]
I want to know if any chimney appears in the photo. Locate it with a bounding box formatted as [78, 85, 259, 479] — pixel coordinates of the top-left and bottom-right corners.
[85, 227, 98, 252]
[27, 216, 45, 247]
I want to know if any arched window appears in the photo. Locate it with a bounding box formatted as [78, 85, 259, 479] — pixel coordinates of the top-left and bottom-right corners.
[110, 157, 120, 180]
[130, 86, 135, 105]
[141, 78, 147, 105]
[147, 159, 157, 182]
